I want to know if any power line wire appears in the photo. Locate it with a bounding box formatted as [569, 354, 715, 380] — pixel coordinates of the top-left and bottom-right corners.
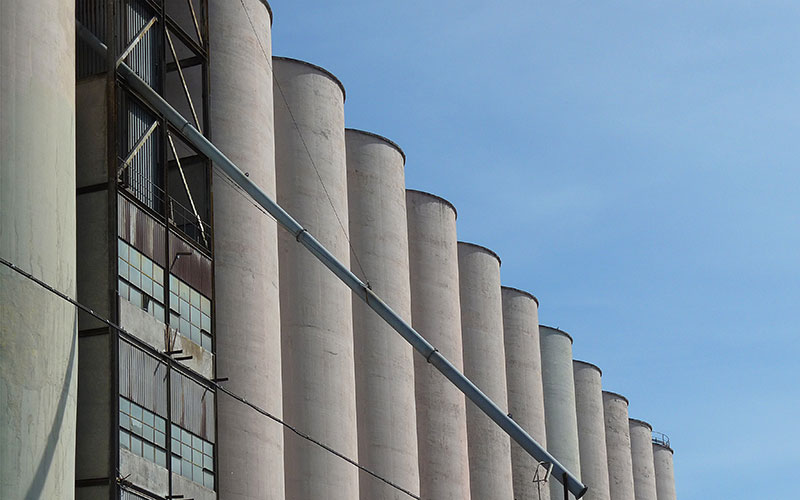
[0, 255, 420, 500]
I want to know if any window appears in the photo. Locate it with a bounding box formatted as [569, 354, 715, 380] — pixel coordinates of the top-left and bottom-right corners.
[118, 239, 166, 321]
[169, 274, 212, 350]
[119, 396, 168, 468]
[171, 423, 214, 489]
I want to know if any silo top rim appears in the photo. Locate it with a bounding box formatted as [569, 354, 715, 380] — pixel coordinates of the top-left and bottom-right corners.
[629, 418, 653, 431]
[273, 56, 346, 102]
[539, 325, 573, 343]
[652, 442, 675, 454]
[406, 189, 458, 220]
[345, 128, 406, 164]
[500, 286, 539, 306]
[573, 359, 602, 375]
[602, 390, 630, 405]
[258, 0, 274, 26]
[457, 241, 502, 266]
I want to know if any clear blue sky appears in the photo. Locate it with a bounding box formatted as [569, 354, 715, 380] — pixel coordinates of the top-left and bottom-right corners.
[267, 1, 800, 498]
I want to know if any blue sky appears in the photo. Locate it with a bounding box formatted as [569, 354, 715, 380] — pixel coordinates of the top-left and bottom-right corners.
[267, 1, 800, 498]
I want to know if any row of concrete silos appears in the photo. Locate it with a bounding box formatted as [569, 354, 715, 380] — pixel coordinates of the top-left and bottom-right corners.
[0, 0, 677, 498]
[188, 1, 684, 499]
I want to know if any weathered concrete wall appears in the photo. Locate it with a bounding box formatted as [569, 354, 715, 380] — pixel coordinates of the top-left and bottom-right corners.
[458, 243, 513, 500]
[274, 56, 358, 500]
[629, 419, 658, 500]
[573, 361, 611, 500]
[346, 129, 419, 499]
[0, 0, 77, 498]
[652, 443, 677, 500]
[407, 190, 471, 500]
[603, 391, 635, 500]
[539, 326, 581, 500]
[502, 287, 549, 500]
[209, 2, 284, 498]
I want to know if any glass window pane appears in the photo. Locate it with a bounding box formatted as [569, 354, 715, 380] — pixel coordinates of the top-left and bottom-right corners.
[180, 299, 190, 318]
[201, 333, 211, 351]
[153, 283, 164, 301]
[141, 276, 153, 297]
[204, 453, 213, 470]
[118, 239, 128, 260]
[190, 325, 200, 344]
[192, 435, 202, 450]
[172, 438, 181, 454]
[153, 303, 165, 322]
[170, 293, 179, 311]
[170, 274, 178, 292]
[155, 430, 165, 448]
[182, 443, 192, 457]
[182, 458, 192, 478]
[120, 397, 130, 414]
[180, 318, 190, 336]
[119, 280, 129, 298]
[130, 403, 142, 421]
[155, 416, 166, 432]
[153, 265, 163, 284]
[179, 280, 190, 300]
[142, 409, 154, 427]
[130, 435, 142, 456]
[120, 413, 130, 430]
[130, 249, 141, 269]
[190, 288, 200, 306]
[141, 425, 154, 443]
[143, 442, 155, 461]
[118, 258, 128, 280]
[156, 448, 167, 467]
[120, 429, 130, 450]
[203, 470, 214, 489]
[193, 464, 203, 482]
[191, 306, 200, 325]
[201, 313, 211, 332]
[141, 258, 153, 278]
[193, 448, 203, 465]
[203, 441, 213, 456]
[201, 296, 210, 315]
[172, 454, 181, 472]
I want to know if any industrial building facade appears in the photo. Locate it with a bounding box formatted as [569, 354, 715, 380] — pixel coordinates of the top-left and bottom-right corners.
[0, 1, 678, 500]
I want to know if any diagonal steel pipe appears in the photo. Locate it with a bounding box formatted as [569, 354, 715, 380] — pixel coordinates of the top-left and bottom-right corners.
[76, 20, 587, 498]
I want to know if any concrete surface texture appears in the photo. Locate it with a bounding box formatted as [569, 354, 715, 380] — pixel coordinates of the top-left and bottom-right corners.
[501, 287, 550, 500]
[573, 361, 611, 500]
[603, 392, 636, 500]
[406, 190, 472, 500]
[209, 1, 285, 499]
[652, 443, 677, 500]
[346, 129, 420, 499]
[458, 243, 514, 500]
[0, 0, 77, 498]
[539, 326, 581, 500]
[274, 56, 359, 500]
[629, 419, 658, 500]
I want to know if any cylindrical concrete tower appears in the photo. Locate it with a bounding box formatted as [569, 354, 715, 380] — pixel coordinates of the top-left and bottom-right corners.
[0, 1, 77, 498]
[210, 2, 284, 499]
[629, 419, 658, 500]
[652, 442, 677, 500]
[346, 129, 419, 499]
[406, 190, 471, 500]
[603, 391, 636, 500]
[539, 326, 581, 499]
[458, 243, 514, 500]
[573, 361, 611, 500]
[274, 57, 358, 499]
[502, 287, 549, 500]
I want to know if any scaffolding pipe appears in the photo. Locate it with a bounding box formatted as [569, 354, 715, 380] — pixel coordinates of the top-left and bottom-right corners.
[76, 20, 587, 499]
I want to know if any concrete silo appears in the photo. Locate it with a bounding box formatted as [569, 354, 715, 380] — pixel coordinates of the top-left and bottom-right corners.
[346, 129, 419, 499]
[539, 326, 581, 499]
[458, 243, 514, 500]
[406, 190, 471, 500]
[573, 361, 611, 500]
[210, 1, 284, 498]
[652, 441, 677, 500]
[502, 287, 549, 500]
[274, 57, 358, 499]
[0, 0, 77, 498]
[629, 419, 658, 500]
[603, 391, 636, 500]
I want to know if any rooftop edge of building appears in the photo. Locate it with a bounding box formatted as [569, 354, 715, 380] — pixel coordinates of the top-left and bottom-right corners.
[652, 442, 675, 454]
[345, 128, 406, 165]
[539, 325, 574, 344]
[602, 390, 630, 406]
[629, 418, 653, 431]
[406, 189, 458, 220]
[500, 285, 539, 306]
[257, 0, 273, 26]
[457, 241, 502, 267]
[273, 56, 346, 102]
[573, 359, 602, 376]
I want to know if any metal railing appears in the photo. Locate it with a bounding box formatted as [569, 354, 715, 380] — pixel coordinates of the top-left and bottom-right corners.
[652, 431, 671, 448]
[118, 155, 166, 214]
[168, 195, 211, 250]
